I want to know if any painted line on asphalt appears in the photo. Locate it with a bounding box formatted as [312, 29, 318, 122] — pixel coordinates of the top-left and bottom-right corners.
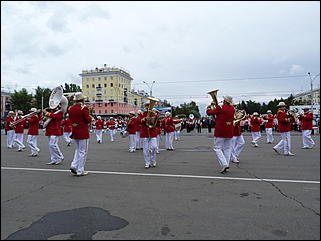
[1, 166, 320, 184]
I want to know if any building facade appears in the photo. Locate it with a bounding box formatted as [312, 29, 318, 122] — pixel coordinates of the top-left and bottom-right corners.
[1, 92, 11, 120]
[79, 66, 149, 116]
[293, 88, 320, 106]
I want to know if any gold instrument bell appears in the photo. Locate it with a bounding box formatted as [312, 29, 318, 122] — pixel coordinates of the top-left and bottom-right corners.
[146, 97, 160, 128]
[233, 110, 247, 126]
[208, 89, 219, 106]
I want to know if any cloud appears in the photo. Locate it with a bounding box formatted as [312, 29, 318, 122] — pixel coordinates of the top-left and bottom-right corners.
[289, 64, 305, 75]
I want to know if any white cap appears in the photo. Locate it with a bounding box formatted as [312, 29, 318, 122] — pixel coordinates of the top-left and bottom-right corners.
[30, 108, 37, 112]
[165, 112, 171, 116]
[129, 111, 135, 115]
[253, 112, 259, 116]
[97, 116, 101, 119]
[277, 102, 286, 107]
[267, 110, 272, 113]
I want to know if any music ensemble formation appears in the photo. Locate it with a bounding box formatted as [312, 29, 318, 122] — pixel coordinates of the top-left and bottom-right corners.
[4, 87, 316, 176]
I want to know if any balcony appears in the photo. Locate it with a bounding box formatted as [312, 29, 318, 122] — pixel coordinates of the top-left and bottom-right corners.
[96, 87, 102, 92]
[96, 93, 102, 97]
[96, 99, 103, 102]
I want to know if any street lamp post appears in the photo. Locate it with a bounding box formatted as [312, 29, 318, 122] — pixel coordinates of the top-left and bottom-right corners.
[143, 81, 155, 97]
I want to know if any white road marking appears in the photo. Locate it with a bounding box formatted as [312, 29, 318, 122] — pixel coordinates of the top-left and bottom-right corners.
[1, 166, 320, 184]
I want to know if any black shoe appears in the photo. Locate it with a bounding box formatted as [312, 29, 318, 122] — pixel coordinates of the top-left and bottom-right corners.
[70, 167, 77, 174]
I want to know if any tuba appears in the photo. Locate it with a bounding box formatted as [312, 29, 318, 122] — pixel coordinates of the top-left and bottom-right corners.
[208, 89, 219, 106]
[233, 110, 247, 126]
[43, 86, 68, 128]
[145, 97, 160, 128]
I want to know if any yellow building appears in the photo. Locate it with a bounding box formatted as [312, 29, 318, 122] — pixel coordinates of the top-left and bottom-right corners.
[79, 65, 148, 116]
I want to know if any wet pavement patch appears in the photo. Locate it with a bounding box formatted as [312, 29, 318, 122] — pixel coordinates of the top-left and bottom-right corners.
[5, 207, 129, 240]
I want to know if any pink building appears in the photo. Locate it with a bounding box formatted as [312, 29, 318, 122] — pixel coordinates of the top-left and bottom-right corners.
[85, 101, 141, 117]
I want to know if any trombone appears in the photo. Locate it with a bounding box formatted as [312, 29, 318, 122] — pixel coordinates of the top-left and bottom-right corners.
[9, 110, 40, 128]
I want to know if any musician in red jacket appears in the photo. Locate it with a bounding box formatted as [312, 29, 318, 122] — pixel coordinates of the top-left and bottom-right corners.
[94, 116, 104, 144]
[250, 112, 263, 147]
[68, 92, 92, 176]
[298, 107, 315, 149]
[138, 103, 160, 168]
[230, 108, 245, 164]
[44, 106, 64, 165]
[5, 110, 15, 149]
[206, 96, 235, 173]
[273, 102, 295, 156]
[161, 112, 180, 150]
[26, 108, 40, 157]
[14, 110, 26, 152]
[263, 110, 275, 143]
[61, 113, 73, 146]
[135, 110, 143, 150]
[127, 111, 137, 152]
[106, 117, 117, 142]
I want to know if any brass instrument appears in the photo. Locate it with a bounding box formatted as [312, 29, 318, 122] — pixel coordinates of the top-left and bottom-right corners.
[287, 109, 298, 123]
[145, 97, 160, 128]
[233, 110, 247, 126]
[10, 110, 40, 128]
[208, 89, 219, 106]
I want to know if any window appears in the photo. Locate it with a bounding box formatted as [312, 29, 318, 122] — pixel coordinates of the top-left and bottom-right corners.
[87, 78, 89, 81]
[98, 83, 101, 87]
[111, 103, 113, 107]
[111, 76, 113, 80]
[99, 110, 101, 113]
[111, 83, 113, 87]
[98, 77, 101, 81]
[105, 110, 107, 113]
[104, 77, 107, 81]
[86, 84, 89, 88]
[92, 84, 95, 88]
[92, 78, 95, 81]
[111, 110, 114, 113]
[93, 104, 95, 107]
[93, 97, 95, 101]
[104, 84, 107, 87]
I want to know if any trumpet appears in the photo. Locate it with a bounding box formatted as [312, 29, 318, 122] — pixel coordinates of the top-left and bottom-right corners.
[10, 110, 40, 128]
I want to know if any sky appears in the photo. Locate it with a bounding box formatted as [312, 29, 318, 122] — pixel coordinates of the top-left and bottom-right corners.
[1, 1, 320, 115]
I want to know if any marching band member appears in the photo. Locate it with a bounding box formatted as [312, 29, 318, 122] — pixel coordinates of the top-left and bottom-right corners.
[250, 112, 263, 147]
[156, 113, 162, 154]
[161, 112, 177, 151]
[5, 110, 15, 149]
[298, 107, 315, 149]
[127, 111, 137, 152]
[230, 109, 245, 164]
[26, 108, 40, 157]
[186, 116, 195, 133]
[107, 117, 117, 142]
[135, 110, 143, 150]
[206, 96, 235, 174]
[14, 110, 26, 152]
[138, 102, 159, 168]
[44, 106, 64, 165]
[94, 116, 104, 144]
[174, 116, 182, 141]
[68, 92, 92, 176]
[263, 110, 275, 143]
[61, 113, 73, 146]
[273, 102, 295, 156]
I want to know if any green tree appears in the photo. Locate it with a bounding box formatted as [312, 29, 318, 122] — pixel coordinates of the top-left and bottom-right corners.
[34, 87, 52, 110]
[10, 88, 33, 114]
[172, 101, 201, 118]
[63, 83, 81, 93]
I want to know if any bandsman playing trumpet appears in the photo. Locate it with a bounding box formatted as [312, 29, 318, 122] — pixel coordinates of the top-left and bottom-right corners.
[298, 107, 315, 149]
[5, 110, 15, 149]
[94, 116, 104, 144]
[14, 110, 26, 152]
[106, 117, 117, 142]
[26, 108, 40, 157]
[61, 113, 73, 146]
[161, 112, 180, 151]
[206, 95, 235, 174]
[250, 112, 263, 147]
[273, 102, 295, 156]
[127, 111, 138, 152]
[263, 110, 275, 143]
[230, 106, 246, 164]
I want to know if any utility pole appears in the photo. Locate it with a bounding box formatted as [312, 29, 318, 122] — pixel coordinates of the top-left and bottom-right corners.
[143, 81, 155, 97]
[308, 72, 314, 115]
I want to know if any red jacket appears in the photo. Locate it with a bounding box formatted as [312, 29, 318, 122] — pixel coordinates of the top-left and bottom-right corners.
[45, 111, 63, 136]
[135, 115, 143, 132]
[161, 117, 177, 133]
[61, 118, 72, 132]
[27, 115, 39, 135]
[107, 121, 117, 130]
[264, 114, 274, 128]
[207, 104, 235, 138]
[299, 112, 313, 130]
[276, 109, 291, 132]
[250, 117, 262, 132]
[68, 104, 92, 139]
[233, 121, 242, 136]
[95, 120, 104, 130]
[138, 111, 159, 138]
[127, 117, 137, 134]
[5, 116, 14, 131]
[14, 116, 26, 134]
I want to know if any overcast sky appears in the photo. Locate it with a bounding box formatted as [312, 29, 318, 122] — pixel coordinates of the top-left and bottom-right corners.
[1, 1, 320, 114]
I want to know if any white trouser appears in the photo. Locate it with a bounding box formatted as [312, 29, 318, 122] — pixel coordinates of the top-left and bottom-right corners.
[142, 137, 157, 166]
[174, 130, 180, 140]
[129, 134, 136, 151]
[136, 131, 143, 149]
[265, 128, 274, 143]
[27, 135, 40, 155]
[302, 130, 315, 148]
[156, 135, 161, 152]
[251, 131, 261, 144]
[95, 129, 103, 143]
[63, 132, 72, 143]
[165, 132, 174, 149]
[109, 129, 116, 142]
[7, 130, 15, 148]
[213, 137, 233, 167]
[15, 133, 25, 150]
[48, 136, 64, 163]
[71, 139, 89, 175]
[274, 132, 292, 155]
[230, 135, 245, 161]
